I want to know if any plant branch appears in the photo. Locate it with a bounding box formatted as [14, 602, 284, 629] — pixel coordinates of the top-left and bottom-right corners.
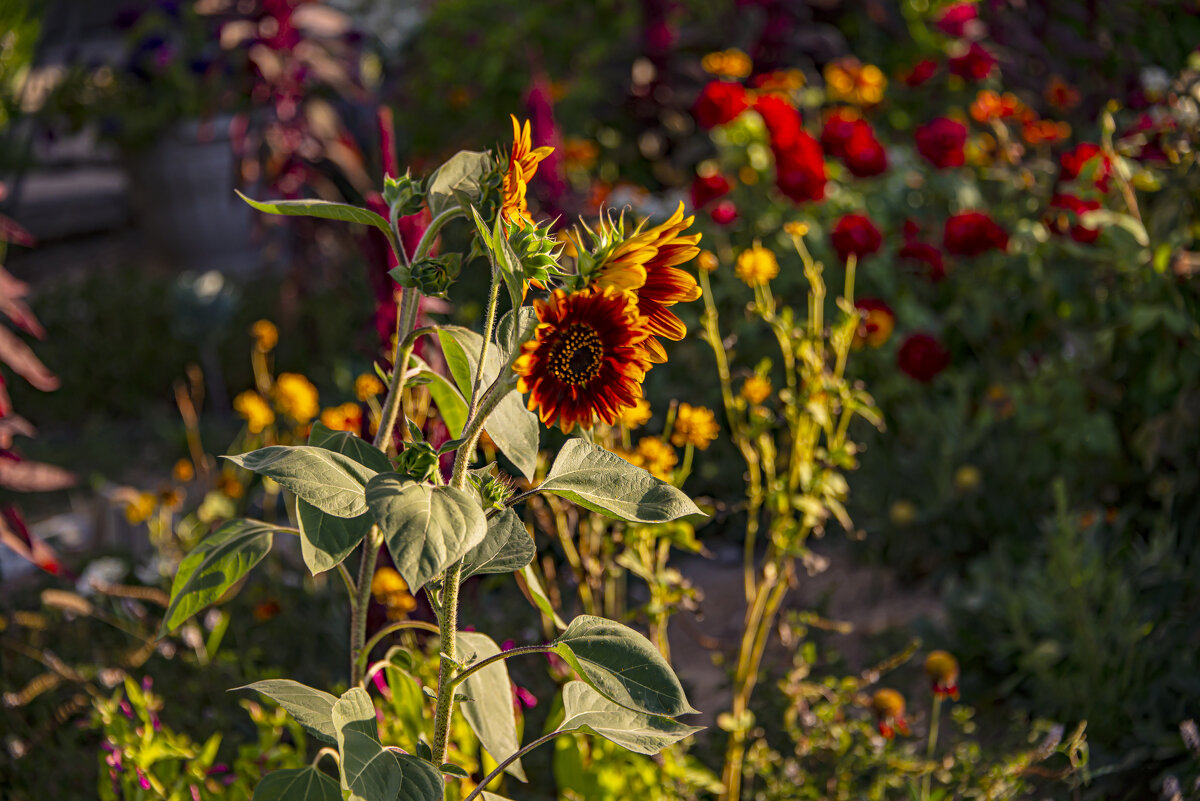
[355, 619, 441, 674]
[462, 730, 569, 801]
[449, 644, 552, 690]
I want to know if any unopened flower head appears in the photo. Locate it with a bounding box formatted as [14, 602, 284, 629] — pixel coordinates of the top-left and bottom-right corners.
[924, 650, 961, 699]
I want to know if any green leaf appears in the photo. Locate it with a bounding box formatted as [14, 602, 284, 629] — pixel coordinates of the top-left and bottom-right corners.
[297, 500, 371, 576]
[520, 564, 566, 630]
[308, 421, 393, 473]
[412, 357, 469, 438]
[237, 192, 392, 238]
[497, 306, 538, 355]
[492, 212, 525, 315]
[252, 767, 341, 801]
[462, 508, 535, 579]
[224, 446, 378, 518]
[427, 150, 492, 216]
[558, 682, 703, 755]
[393, 755, 445, 801]
[456, 632, 526, 781]
[437, 327, 539, 480]
[236, 679, 338, 744]
[366, 474, 487, 592]
[538, 439, 703, 523]
[553, 615, 696, 717]
[161, 519, 276, 633]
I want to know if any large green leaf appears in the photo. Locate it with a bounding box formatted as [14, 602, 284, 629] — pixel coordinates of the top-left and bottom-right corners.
[333, 688, 444, 801]
[456, 632, 526, 781]
[411, 357, 468, 438]
[236, 679, 338, 743]
[553, 615, 696, 717]
[161, 519, 277, 633]
[366, 474, 486, 592]
[537, 439, 703, 523]
[297, 500, 371, 576]
[427, 150, 492, 216]
[308, 421, 393, 473]
[496, 306, 538, 355]
[252, 767, 341, 801]
[224, 446, 378, 518]
[237, 191, 392, 238]
[462, 508, 535, 579]
[558, 682, 703, 755]
[437, 327, 538, 480]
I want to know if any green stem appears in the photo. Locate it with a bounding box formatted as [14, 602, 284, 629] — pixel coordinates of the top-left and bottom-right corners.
[449, 644, 551, 690]
[921, 694, 943, 801]
[335, 562, 357, 603]
[355, 620, 441, 675]
[412, 207, 465, 263]
[349, 525, 383, 685]
[462, 730, 567, 801]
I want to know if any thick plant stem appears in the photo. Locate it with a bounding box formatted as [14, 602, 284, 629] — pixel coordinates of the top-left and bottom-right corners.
[349, 525, 383, 685]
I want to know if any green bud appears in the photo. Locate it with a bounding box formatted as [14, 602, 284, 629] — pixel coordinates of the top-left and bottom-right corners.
[395, 441, 439, 484]
[389, 253, 462, 298]
[469, 468, 515, 511]
[506, 219, 564, 287]
[383, 172, 425, 217]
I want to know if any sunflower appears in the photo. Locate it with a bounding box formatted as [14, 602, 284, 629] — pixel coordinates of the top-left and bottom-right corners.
[513, 286, 652, 433]
[593, 203, 703, 363]
[501, 115, 554, 226]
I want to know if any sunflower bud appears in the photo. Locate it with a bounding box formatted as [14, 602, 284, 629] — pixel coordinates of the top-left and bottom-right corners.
[470, 469, 516, 511]
[383, 172, 425, 217]
[395, 441, 439, 483]
[391, 253, 462, 298]
[507, 220, 564, 286]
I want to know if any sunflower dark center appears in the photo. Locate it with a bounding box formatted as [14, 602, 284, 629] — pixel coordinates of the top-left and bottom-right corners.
[548, 324, 604, 385]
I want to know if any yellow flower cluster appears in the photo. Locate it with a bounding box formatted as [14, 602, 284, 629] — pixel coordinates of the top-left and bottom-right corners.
[702, 48, 752, 79]
[617, 398, 652, 429]
[740, 375, 772, 405]
[671, 403, 719, 450]
[355, 373, 385, 402]
[371, 567, 417, 621]
[735, 245, 779, 286]
[615, 437, 679, 481]
[824, 58, 886, 106]
[273, 373, 319, 423]
[234, 390, 275, 434]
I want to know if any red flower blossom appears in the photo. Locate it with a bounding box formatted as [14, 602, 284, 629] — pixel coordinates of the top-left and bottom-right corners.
[758, 96, 825, 203]
[915, 117, 967, 169]
[899, 240, 946, 281]
[948, 42, 997, 82]
[1046, 193, 1101, 244]
[943, 211, 1007, 257]
[820, 109, 860, 159]
[934, 2, 978, 37]
[898, 333, 950, 382]
[693, 81, 749, 129]
[901, 59, 938, 87]
[1059, 142, 1111, 192]
[755, 94, 804, 152]
[843, 124, 888, 177]
[690, 173, 731, 208]
[710, 200, 739, 225]
[831, 213, 882, 263]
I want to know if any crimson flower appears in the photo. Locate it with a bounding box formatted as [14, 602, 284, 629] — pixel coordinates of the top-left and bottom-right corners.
[901, 59, 938, 87]
[944, 211, 1007, 256]
[690, 173, 731, 208]
[1059, 142, 1111, 192]
[710, 200, 739, 226]
[758, 96, 826, 203]
[693, 81, 749, 129]
[831, 213, 882, 263]
[915, 117, 967, 169]
[843, 124, 888, 177]
[948, 42, 997, 81]
[1046, 193, 1101, 244]
[935, 2, 978, 37]
[898, 333, 950, 382]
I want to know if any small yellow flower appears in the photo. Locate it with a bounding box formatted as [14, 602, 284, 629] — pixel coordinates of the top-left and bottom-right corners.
[925, 650, 961, 699]
[124, 492, 157, 524]
[671, 403, 719, 450]
[273, 373, 320, 423]
[172, 459, 195, 483]
[634, 436, 678, 481]
[251, 319, 278, 352]
[735, 245, 779, 286]
[355, 373, 385, 402]
[783, 221, 809, 238]
[824, 58, 886, 106]
[320, 402, 363, 433]
[371, 567, 417, 621]
[702, 48, 753, 79]
[697, 250, 719, 273]
[617, 398, 652, 429]
[234, 390, 275, 434]
[740, 375, 772, 405]
[218, 472, 245, 499]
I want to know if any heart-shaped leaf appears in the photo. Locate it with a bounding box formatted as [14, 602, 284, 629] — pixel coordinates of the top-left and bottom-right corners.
[161, 519, 277, 633]
[558, 681, 703, 755]
[366, 474, 486, 592]
[297, 500, 372, 576]
[309, 421, 393, 473]
[462, 508, 535, 579]
[224, 446, 378, 518]
[553, 615, 697, 717]
[252, 766, 342, 801]
[537, 439, 703, 523]
[427, 151, 493, 216]
[237, 192, 392, 239]
[456, 632, 525, 781]
[236, 679, 338, 744]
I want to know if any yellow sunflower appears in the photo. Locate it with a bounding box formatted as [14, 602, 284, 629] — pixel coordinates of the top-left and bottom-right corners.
[501, 115, 554, 226]
[593, 203, 703, 363]
[513, 285, 652, 433]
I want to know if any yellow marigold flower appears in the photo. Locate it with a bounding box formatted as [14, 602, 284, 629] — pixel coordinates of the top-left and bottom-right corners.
[702, 48, 753, 79]
[634, 436, 678, 481]
[251, 319, 278, 352]
[671, 403, 719, 450]
[371, 567, 417, 621]
[824, 58, 886, 106]
[501, 115, 554, 226]
[320, 402, 363, 434]
[172, 459, 195, 483]
[735, 244, 779, 286]
[783, 221, 809, 237]
[617, 397, 652, 429]
[273, 373, 319, 423]
[740, 375, 772, 405]
[234, 390, 275, 434]
[355, 373, 385, 401]
[124, 491, 157, 524]
[697, 250, 719, 273]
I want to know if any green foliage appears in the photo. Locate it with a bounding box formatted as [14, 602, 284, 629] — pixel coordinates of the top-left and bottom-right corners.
[236, 680, 339, 745]
[224, 446, 378, 518]
[456, 632, 526, 780]
[557, 682, 703, 756]
[461, 508, 536, 579]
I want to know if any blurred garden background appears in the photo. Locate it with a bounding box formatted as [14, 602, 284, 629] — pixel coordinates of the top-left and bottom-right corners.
[1, 0, 1199, 798]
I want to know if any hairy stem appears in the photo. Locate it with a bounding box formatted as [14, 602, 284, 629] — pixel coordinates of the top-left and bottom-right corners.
[462, 730, 567, 801]
[449, 644, 551, 689]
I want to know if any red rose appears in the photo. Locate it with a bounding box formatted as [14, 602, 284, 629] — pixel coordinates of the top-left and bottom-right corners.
[843, 124, 888, 177]
[915, 117, 967, 169]
[755, 94, 804, 152]
[943, 211, 1008, 256]
[820, 109, 860, 159]
[934, 2, 978, 37]
[947, 42, 997, 82]
[897, 333, 950, 382]
[902, 59, 938, 87]
[899, 240, 946, 281]
[691, 173, 731, 208]
[693, 81, 749, 129]
[1046, 193, 1101, 244]
[710, 199, 739, 226]
[1059, 142, 1111, 192]
[831, 213, 882, 263]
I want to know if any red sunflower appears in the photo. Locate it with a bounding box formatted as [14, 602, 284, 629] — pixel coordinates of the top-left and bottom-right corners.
[513, 286, 652, 433]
